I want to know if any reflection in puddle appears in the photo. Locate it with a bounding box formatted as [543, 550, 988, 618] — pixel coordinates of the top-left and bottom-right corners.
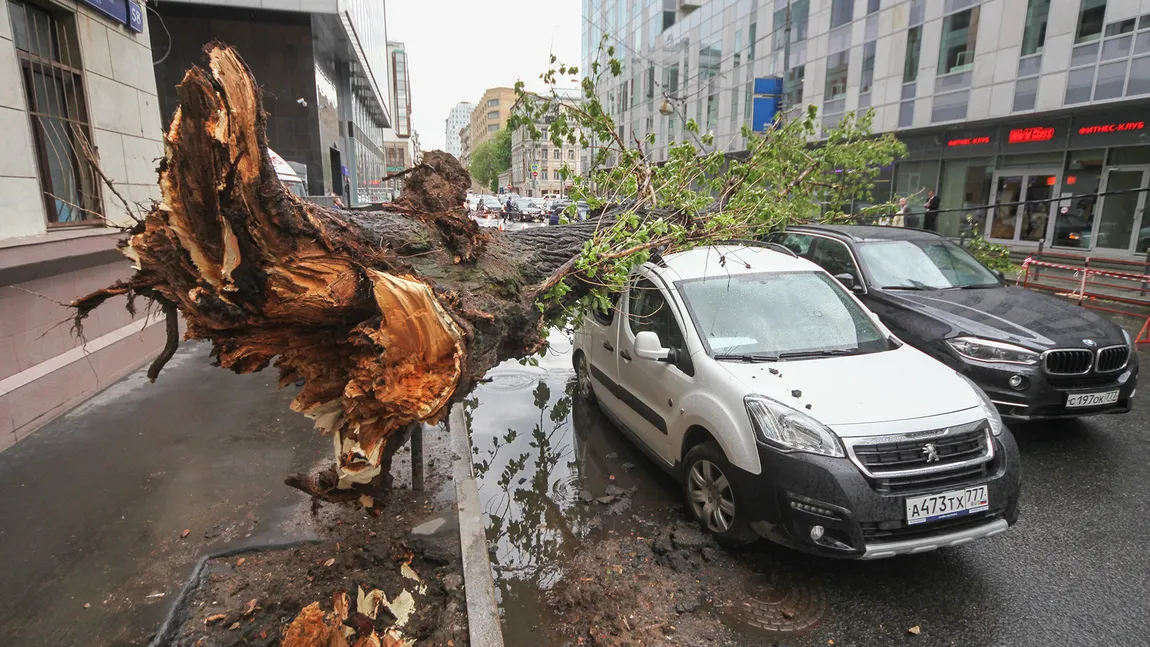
[465, 330, 670, 641]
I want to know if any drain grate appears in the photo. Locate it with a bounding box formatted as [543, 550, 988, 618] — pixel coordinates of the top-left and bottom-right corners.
[718, 572, 827, 634]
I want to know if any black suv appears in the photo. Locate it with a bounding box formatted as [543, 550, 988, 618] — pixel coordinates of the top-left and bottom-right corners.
[765, 225, 1138, 421]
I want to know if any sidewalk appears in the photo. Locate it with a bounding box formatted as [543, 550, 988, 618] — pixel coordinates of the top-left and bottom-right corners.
[0, 342, 330, 647]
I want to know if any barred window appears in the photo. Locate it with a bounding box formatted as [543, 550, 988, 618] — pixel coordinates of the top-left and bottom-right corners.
[8, 0, 101, 226]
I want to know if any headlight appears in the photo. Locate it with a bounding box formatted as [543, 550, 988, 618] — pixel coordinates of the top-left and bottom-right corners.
[946, 336, 1040, 365]
[744, 395, 844, 457]
[958, 374, 1004, 437]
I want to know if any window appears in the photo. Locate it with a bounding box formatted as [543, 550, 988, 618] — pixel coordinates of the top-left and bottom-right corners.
[830, 0, 854, 28]
[731, 86, 739, 120]
[867, 0, 880, 14]
[938, 8, 980, 75]
[824, 51, 849, 100]
[748, 21, 757, 60]
[904, 26, 923, 82]
[1021, 0, 1051, 56]
[1076, 0, 1106, 44]
[487, 124, 500, 132]
[1065, 66, 1095, 103]
[771, 0, 807, 50]
[734, 29, 742, 68]
[628, 279, 685, 351]
[1104, 18, 1135, 37]
[785, 65, 805, 108]
[541, 170, 548, 180]
[487, 98, 500, 107]
[811, 238, 861, 282]
[860, 41, 877, 94]
[568, 149, 575, 160]
[767, 232, 815, 256]
[8, 0, 100, 226]
[706, 93, 718, 131]
[541, 148, 548, 159]
[1013, 76, 1039, 111]
[487, 110, 499, 119]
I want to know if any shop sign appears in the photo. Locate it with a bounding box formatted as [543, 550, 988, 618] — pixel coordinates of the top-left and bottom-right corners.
[1008, 126, 1055, 144]
[1077, 121, 1145, 135]
[947, 136, 991, 147]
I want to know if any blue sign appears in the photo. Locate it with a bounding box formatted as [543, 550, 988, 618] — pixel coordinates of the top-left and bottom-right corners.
[751, 77, 784, 132]
[128, 1, 144, 33]
[79, 0, 128, 25]
[753, 77, 783, 96]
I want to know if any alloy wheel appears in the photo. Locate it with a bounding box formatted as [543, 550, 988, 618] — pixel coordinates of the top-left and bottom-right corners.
[576, 354, 593, 397]
[687, 459, 736, 533]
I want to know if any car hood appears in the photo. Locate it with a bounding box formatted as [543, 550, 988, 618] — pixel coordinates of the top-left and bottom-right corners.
[878, 286, 1125, 348]
[717, 345, 982, 434]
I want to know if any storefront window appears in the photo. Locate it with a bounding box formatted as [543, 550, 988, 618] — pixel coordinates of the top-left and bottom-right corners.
[1108, 145, 1150, 165]
[1053, 149, 1104, 248]
[939, 158, 993, 237]
[894, 160, 939, 225]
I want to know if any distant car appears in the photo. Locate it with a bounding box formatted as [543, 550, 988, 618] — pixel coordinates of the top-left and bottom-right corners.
[573, 244, 1020, 557]
[765, 225, 1138, 420]
[476, 197, 503, 216]
[514, 199, 544, 222]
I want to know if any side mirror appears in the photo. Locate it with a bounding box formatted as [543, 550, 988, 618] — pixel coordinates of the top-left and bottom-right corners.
[634, 330, 676, 362]
[834, 273, 863, 292]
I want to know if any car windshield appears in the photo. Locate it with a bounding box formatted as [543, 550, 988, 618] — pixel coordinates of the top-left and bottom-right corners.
[858, 240, 1000, 289]
[514, 199, 533, 208]
[678, 271, 890, 359]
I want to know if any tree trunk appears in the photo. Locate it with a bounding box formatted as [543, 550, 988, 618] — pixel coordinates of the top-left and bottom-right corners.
[73, 45, 598, 504]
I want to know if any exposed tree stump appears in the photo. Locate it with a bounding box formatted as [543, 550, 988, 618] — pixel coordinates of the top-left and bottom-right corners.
[73, 44, 599, 504]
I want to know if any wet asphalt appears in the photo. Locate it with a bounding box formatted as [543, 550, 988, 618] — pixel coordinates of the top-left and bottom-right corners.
[0, 343, 329, 647]
[469, 325, 1150, 647]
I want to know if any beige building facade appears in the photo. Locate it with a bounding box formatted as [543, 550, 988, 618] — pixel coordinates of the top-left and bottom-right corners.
[1, 0, 166, 451]
[467, 86, 516, 157]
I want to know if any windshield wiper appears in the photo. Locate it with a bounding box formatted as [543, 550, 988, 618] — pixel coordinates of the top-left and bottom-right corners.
[947, 283, 1000, 290]
[777, 348, 864, 359]
[713, 353, 779, 362]
[881, 279, 938, 291]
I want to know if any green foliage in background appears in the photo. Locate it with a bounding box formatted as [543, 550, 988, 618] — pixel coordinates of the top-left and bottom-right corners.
[469, 126, 512, 192]
[964, 222, 1017, 275]
[509, 38, 907, 322]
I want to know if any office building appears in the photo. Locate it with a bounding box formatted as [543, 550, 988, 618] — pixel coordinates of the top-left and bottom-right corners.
[583, 0, 1150, 257]
[1, 0, 166, 449]
[445, 101, 475, 159]
[467, 86, 517, 157]
[509, 89, 586, 196]
[150, 0, 393, 205]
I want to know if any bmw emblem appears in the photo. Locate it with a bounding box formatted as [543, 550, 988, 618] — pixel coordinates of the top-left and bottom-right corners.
[1083, 339, 1097, 347]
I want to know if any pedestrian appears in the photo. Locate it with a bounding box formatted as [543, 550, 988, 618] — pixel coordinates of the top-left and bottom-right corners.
[924, 189, 940, 231]
[504, 196, 513, 225]
[892, 197, 908, 227]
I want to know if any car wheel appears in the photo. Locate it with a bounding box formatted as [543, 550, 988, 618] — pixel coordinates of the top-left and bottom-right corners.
[682, 442, 755, 546]
[573, 351, 596, 401]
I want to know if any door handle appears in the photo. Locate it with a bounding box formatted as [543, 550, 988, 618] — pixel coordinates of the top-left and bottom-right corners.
[620, 350, 632, 361]
[602, 341, 614, 352]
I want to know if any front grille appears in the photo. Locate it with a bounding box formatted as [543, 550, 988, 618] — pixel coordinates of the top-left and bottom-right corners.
[853, 427, 988, 471]
[1046, 372, 1122, 388]
[874, 463, 990, 494]
[1096, 346, 1130, 373]
[1044, 349, 1094, 375]
[861, 509, 1002, 543]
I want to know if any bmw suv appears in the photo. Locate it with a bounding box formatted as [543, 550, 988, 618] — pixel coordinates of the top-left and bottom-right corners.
[572, 244, 1021, 558]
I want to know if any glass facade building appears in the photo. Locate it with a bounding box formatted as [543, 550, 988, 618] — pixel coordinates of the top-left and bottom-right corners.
[583, 0, 1150, 256]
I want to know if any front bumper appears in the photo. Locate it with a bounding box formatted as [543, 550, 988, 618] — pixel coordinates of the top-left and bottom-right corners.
[728, 432, 1022, 559]
[954, 355, 1138, 420]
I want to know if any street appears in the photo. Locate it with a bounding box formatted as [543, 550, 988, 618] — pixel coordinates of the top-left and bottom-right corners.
[468, 324, 1150, 646]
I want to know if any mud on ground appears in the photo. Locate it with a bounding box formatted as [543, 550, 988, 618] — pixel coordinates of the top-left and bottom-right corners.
[170, 432, 468, 647]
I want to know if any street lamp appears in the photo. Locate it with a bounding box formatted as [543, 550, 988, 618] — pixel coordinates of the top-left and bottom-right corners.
[659, 99, 674, 116]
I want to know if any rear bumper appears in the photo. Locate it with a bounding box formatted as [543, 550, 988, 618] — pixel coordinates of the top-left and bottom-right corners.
[729, 432, 1021, 559]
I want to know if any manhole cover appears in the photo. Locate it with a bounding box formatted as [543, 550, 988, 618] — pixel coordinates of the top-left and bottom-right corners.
[716, 572, 827, 635]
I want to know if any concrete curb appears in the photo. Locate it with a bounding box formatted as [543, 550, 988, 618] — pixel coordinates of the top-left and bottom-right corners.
[449, 403, 505, 647]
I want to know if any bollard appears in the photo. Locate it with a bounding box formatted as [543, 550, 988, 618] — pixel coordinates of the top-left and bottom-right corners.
[410, 424, 424, 491]
[1142, 250, 1149, 297]
[1034, 240, 1044, 281]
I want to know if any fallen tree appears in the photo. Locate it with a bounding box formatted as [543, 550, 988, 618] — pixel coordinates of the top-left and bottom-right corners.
[73, 43, 905, 505]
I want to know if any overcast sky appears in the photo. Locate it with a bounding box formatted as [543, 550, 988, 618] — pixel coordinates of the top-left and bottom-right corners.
[386, 0, 582, 152]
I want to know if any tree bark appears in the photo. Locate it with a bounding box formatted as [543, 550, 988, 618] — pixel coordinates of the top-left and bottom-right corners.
[72, 44, 598, 504]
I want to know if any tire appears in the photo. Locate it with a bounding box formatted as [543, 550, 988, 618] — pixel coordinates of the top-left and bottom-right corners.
[682, 441, 756, 547]
[573, 351, 596, 402]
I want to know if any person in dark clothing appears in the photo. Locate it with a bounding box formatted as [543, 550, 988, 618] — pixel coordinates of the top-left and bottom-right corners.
[503, 197, 514, 224]
[924, 190, 940, 231]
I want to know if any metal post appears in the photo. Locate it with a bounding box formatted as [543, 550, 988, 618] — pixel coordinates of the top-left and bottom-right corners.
[781, 1, 792, 120]
[410, 424, 424, 491]
[1142, 249, 1149, 297]
[1034, 240, 1044, 281]
[1078, 257, 1090, 306]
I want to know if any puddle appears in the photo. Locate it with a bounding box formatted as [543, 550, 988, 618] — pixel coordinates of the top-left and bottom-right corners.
[464, 329, 676, 643]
